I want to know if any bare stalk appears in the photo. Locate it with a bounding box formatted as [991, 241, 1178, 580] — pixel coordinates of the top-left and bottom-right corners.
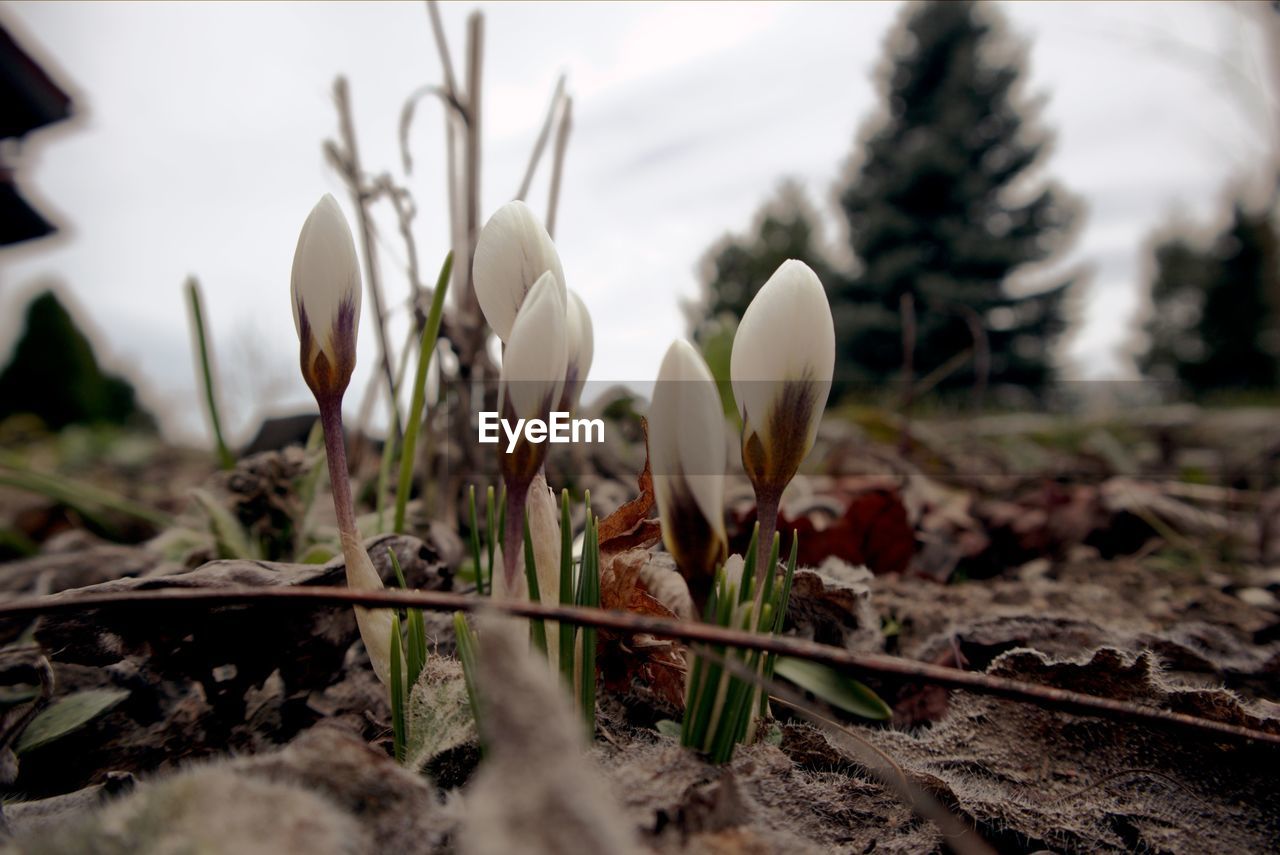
[375, 175, 425, 326]
[461, 11, 485, 327]
[515, 75, 566, 201]
[545, 94, 573, 239]
[332, 77, 402, 435]
[426, 0, 459, 97]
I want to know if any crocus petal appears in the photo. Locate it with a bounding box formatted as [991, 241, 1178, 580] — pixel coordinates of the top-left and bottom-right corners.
[473, 200, 566, 342]
[729, 259, 835, 492]
[292, 194, 362, 398]
[499, 271, 568, 423]
[563, 289, 594, 409]
[649, 340, 728, 608]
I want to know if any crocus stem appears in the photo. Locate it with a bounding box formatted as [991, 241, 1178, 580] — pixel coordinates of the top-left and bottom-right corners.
[501, 479, 530, 594]
[319, 396, 359, 540]
[753, 486, 782, 608]
[319, 394, 395, 687]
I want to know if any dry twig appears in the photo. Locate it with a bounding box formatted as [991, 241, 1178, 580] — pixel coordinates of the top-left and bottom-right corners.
[5, 585, 1278, 748]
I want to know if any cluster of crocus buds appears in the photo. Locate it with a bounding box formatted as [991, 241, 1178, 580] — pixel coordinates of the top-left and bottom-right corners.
[291, 194, 395, 686]
[473, 201, 594, 617]
[650, 258, 834, 613]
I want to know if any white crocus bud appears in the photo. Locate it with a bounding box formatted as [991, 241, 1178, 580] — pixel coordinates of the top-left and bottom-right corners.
[291, 193, 395, 688]
[291, 194, 362, 401]
[473, 200, 566, 342]
[649, 340, 728, 613]
[562, 290, 594, 411]
[498, 271, 568, 485]
[730, 259, 835, 496]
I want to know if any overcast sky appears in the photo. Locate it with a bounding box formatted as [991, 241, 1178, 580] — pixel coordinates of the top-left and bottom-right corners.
[1, 1, 1275, 443]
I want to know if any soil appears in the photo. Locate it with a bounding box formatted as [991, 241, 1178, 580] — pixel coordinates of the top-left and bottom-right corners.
[0, 405, 1277, 853]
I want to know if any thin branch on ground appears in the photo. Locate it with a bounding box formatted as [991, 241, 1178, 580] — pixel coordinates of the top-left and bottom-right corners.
[330, 77, 402, 437]
[6, 585, 1279, 749]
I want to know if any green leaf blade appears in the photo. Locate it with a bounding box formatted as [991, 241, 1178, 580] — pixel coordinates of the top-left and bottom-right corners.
[772, 656, 892, 721]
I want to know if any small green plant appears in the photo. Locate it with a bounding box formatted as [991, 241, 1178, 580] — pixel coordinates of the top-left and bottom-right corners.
[464, 484, 504, 596]
[386, 549, 428, 763]
[679, 527, 889, 762]
[185, 276, 234, 471]
[459, 486, 601, 737]
[681, 526, 793, 762]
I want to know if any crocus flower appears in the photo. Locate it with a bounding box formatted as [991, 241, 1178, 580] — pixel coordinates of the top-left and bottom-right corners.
[561, 289, 594, 412]
[649, 339, 728, 612]
[473, 200, 566, 342]
[292, 194, 361, 403]
[291, 194, 394, 686]
[729, 259, 834, 586]
[496, 271, 568, 590]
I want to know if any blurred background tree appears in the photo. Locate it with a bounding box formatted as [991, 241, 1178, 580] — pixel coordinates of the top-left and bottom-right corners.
[837, 0, 1078, 398]
[0, 290, 154, 431]
[690, 181, 834, 415]
[1141, 196, 1280, 396]
[693, 181, 835, 336]
[691, 0, 1080, 404]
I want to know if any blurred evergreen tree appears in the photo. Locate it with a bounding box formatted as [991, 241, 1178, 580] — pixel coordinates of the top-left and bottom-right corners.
[693, 180, 834, 333]
[1142, 201, 1280, 394]
[689, 1, 1078, 402]
[690, 181, 834, 414]
[0, 290, 154, 430]
[836, 0, 1078, 397]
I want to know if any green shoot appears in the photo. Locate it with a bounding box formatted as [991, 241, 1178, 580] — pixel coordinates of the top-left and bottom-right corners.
[682, 526, 805, 763]
[456, 490, 600, 739]
[393, 251, 452, 534]
[576, 505, 599, 739]
[386, 548, 428, 764]
[185, 277, 234, 470]
[485, 485, 498, 595]
[558, 489, 574, 683]
[467, 486, 484, 595]
[463, 483, 505, 596]
[390, 612, 405, 763]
